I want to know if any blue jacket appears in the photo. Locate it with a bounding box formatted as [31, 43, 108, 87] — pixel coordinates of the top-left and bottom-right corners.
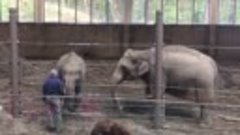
[42, 74, 64, 96]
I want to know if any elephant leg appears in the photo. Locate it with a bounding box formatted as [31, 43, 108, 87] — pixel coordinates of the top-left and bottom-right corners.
[71, 82, 82, 112]
[145, 85, 153, 99]
[72, 96, 80, 112]
[196, 90, 211, 125]
[64, 98, 78, 112]
[194, 86, 204, 123]
[63, 98, 71, 113]
[200, 105, 207, 121]
[199, 105, 212, 127]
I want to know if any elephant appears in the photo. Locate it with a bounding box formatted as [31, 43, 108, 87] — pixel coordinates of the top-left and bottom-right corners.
[56, 51, 86, 112]
[112, 45, 218, 123]
[90, 119, 131, 135]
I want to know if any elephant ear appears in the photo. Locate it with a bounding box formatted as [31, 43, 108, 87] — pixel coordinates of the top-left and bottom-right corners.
[138, 61, 149, 76]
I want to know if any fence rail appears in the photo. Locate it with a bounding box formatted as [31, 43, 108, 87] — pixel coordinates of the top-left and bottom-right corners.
[2, 94, 240, 111]
[17, 41, 240, 50]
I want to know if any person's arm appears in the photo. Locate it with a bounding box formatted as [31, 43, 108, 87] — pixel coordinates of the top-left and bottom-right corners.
[59, 80, 65, 96]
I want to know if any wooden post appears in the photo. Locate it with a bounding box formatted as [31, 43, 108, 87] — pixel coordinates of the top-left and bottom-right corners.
[105, 0, 110, 23]
[192, 0, 196, 23]
[34, 0, 45, 22]
[230, 0, 237, 24]
[144, 0, 149, 24]
[208, 0, 219, 57]
[123, 0, 132, 23]
[236, 0, 238, 24]
[74, 0, 78, 23]
[58, 0, 61, 22]
[208, 0, 219, 24]
[153, 11, 165, 129]
[122, 0, 133, 52]
[0, 0, 2, 21]
[89, 0, 93, 23]
[10, 8, 20, 117]
[16, 0, 19, 13]
[161, 0, 164, 11]
[176, 0, 179, 24]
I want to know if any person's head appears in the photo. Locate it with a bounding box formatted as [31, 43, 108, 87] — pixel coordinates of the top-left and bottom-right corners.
[49, 68, 58, 77]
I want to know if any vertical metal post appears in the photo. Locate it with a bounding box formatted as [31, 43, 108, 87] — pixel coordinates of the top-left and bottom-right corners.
[10, 8, 20, 117]
[176, 0, 179, 24]
[58, 0, 61, 22]
[153, 10, 165, 129]
[75, 0, 78, 23]
[144, 0, 149, 24]
[89, 0, 93, 23]
[105, 0, 110, 23]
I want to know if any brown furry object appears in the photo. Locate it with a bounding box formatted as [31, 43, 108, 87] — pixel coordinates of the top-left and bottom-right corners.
[90, 119, 131, 135]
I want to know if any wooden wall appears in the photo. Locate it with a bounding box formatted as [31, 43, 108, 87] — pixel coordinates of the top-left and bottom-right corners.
[0, 23, 240, 61]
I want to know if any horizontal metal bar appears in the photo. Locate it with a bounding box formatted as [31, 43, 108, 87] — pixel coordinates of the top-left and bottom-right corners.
[17, 110, 240, 132]
[18, 41, 240, 50]
[3, 93, 240, 109]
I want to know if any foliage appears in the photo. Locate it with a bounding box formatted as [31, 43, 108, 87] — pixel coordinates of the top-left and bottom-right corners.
[1, 0, 10, 21]
[0, 0, 239, 24]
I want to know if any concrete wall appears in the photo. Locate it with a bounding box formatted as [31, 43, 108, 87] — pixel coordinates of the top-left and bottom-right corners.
[1, 23, 240, 61]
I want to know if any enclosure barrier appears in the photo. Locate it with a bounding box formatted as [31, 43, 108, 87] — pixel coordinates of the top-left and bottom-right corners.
[9, 8, 20, 118]
[153, 10, 165, 129]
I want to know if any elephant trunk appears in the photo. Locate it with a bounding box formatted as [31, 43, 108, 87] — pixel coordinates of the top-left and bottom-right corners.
[112, 67, 123, 84]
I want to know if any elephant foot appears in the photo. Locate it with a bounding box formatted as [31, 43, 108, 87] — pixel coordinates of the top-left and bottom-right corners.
[198, 115, 213, 128]
[199, 120, 212, 128]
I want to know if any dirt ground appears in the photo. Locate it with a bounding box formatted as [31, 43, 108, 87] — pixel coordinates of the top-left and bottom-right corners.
[0, 59, 240, 135]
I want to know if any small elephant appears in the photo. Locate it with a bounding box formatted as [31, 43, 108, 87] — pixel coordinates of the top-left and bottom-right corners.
[112, 45, 218, 123]
[90, 119, 131, 135]
[56, 51, 86, 112]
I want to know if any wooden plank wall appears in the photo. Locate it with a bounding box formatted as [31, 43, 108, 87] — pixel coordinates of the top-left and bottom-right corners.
[0, 23, 240, 61]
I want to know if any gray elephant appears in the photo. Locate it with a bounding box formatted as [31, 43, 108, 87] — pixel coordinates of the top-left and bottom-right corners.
[112, 45, 218, 122]
[56, 51, 86, 112]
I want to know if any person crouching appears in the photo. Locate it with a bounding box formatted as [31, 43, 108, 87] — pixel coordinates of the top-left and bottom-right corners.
[42, 69, 64, 132]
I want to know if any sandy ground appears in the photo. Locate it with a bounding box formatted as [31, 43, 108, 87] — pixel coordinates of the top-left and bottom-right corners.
[0, 59, 240, 135]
